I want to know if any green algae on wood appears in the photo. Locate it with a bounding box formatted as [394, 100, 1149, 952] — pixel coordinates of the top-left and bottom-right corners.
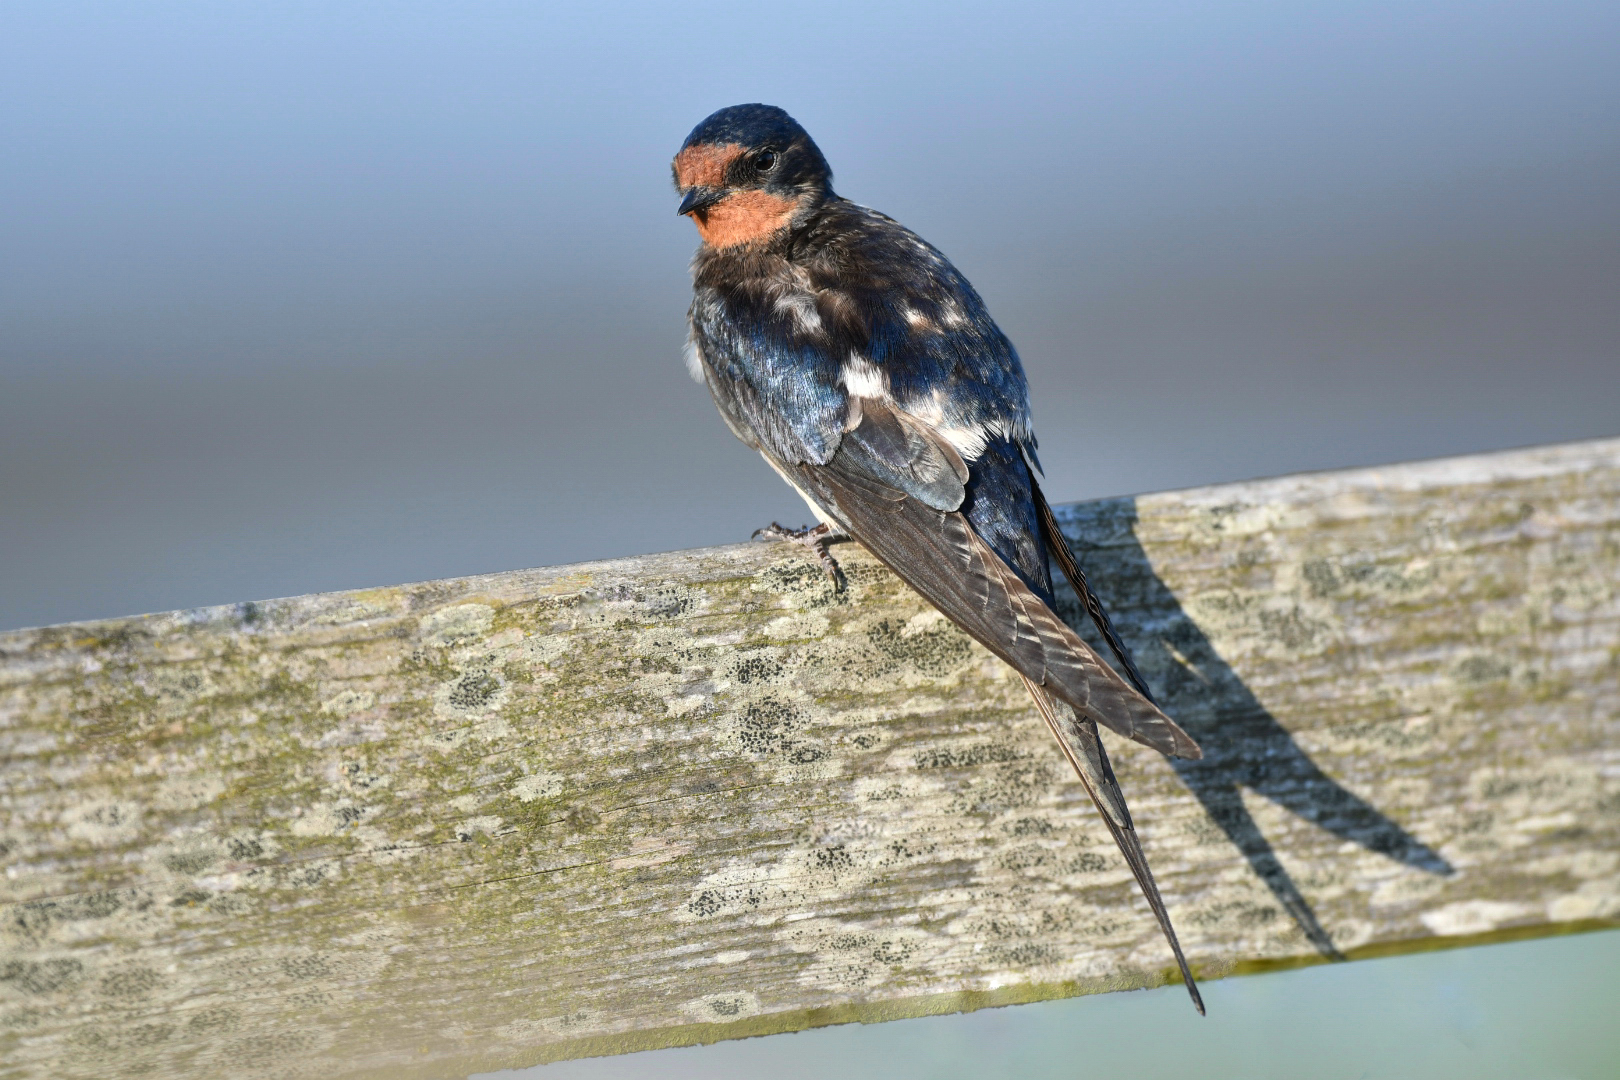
[2, 437, 1618, 1080]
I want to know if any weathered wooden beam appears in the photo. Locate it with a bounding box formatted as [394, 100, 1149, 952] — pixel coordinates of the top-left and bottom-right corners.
[2, 438, 1618, 1079]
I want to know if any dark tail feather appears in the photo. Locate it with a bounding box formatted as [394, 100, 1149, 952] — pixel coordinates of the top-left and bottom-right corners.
[1034, 483, 1158, 705]
[1022, 676, 1206, 1015]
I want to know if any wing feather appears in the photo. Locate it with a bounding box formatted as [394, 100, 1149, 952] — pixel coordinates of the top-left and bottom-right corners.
[1021, 676, 1204, 1014]
[780, 404, 1201, 760]
[1034, 481, 1160, 703]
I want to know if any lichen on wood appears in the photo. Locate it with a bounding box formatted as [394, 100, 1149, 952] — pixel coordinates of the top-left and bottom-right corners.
[2, 438, 1618, 1080]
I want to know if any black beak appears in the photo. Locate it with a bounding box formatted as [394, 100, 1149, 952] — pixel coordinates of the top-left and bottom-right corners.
[678, 187, 726, 216]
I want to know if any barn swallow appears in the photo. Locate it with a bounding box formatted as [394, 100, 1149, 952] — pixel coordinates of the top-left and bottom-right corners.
[674, 103, 1206, 1013]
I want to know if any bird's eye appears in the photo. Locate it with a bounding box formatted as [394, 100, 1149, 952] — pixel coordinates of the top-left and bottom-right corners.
[752, 150, 778, 173]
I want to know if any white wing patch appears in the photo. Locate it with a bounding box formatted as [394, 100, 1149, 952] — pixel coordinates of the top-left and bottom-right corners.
[938, 298, 970, 329]
[683, 337, 705, 382]
[928, 417, 1035, 464]
[885, 387, 1030, 464]
[900, 305, 937, 332]
[763, 263, 825, 336]
[841, 353, 890, 400]
[774, 290, 824, 335]
[936, 423, 993, 461]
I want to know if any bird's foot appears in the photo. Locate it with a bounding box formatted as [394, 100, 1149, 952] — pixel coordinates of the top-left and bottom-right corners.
[753, 522, 849, 590]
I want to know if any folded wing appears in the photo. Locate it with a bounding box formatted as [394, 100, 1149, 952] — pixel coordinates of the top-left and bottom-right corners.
[780, 398, 1200, 760]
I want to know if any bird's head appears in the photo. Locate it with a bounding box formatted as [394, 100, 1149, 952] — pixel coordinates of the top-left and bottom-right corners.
[672, 104, 832, 249]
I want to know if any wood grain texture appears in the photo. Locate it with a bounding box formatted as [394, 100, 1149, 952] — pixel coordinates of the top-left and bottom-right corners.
[2, 438, 1618, 1080]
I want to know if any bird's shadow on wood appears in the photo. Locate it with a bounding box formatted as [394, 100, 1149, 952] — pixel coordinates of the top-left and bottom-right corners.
[1054, 496, 1454, 960]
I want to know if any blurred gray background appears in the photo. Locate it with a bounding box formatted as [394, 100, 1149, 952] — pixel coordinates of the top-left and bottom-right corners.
[3, 2, 1617, 1076]
[5, 1, 1617, 632]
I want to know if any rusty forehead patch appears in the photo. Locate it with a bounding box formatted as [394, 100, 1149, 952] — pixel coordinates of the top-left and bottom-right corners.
[673, 143, 745, 189]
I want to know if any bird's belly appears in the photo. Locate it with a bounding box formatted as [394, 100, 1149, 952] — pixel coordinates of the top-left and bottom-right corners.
[761, 452, 843, 530]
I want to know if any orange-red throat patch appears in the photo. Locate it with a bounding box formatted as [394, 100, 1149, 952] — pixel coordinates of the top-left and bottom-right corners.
[675, 142, 799, 249]
[690, 189, 800, 249]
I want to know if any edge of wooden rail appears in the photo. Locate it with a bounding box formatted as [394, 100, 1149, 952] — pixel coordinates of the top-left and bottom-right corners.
[8, 435, 1619, 637]
[511, 918, 1620, 1071]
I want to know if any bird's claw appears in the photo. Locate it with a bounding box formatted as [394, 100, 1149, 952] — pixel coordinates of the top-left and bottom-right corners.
[753, 522, 848, 590]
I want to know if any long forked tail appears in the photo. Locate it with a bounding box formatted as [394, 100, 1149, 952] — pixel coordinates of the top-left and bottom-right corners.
[1034, 484, 1159, 704]
[1021, 675, 1205, 1014]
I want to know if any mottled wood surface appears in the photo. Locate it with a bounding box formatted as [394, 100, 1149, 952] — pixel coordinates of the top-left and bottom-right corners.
[3, 438, 1618, 1080]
